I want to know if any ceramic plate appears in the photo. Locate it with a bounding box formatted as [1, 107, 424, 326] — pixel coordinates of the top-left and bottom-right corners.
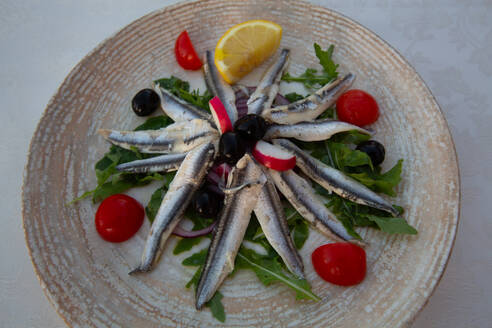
[22, 0, 459, 326]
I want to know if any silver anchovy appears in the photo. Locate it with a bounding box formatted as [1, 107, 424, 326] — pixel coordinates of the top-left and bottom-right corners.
[268, 168, 353, 242]
[196, 154, 265, 309]
[247, 49, 290, 115]
[116, 153, 187, 173]
[264, 118, 370, 142]
[130, 142, 215, 274]
[153, 84, 214, 125]
[99, 119, 218, 154]
[273, 139, 399, 216]
[203, 50, 238, 124]
[254, 176, 304, 278]
[262, 73, 355, 124]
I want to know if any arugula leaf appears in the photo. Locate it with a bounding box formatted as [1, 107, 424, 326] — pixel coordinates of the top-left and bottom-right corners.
[281, 43, 339, 89]
[318, 107, 336, 120]
[154, 76, 190, 92]
[365, 215, 417, 234]
[92, 172, 163, 203]
[174, 237, 204, 255]
[95, 146, 139, 185]
[236, 248, 320, 301]
[154, 76, 213, 111]
[314, 43, 339, 79]
[291, 220, 309, 249]
[329, 131, 371, 145]
[182, 248, 208, 266]
[182, 249, 226, 322]
[145, 186, 165, 222]
[348, 160, 403, 196]
[185, 266, 202, 289]
[144, 171, 176, 222]
[134, 115, 172, 131]
[206, 291, 225, 322]
[284, 92, 306, 103]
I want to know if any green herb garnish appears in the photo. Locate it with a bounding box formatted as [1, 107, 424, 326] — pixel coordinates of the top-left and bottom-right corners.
[281, 43, 339, 89]
[154, 76, 213, 111]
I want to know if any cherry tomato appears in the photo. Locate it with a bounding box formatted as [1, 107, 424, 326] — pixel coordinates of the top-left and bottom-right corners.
[95, 194, 144, 243]
[336, 89, 379, 126]
[311, 242, 366, 286]
[175, 30, 202, 70]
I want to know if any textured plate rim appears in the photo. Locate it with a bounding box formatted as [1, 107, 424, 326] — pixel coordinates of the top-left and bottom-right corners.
[21, 0, 460, 326]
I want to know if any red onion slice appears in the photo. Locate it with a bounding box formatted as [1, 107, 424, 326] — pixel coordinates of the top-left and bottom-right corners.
[172, 220, 217, 238]
[274, 93, 290, 106]
[235, 86, 292, 119]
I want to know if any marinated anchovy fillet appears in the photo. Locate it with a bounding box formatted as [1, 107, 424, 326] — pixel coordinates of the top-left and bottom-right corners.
[130, 142, 215, 273]
[203, 50, 238, 124]
[99, 119, 218, 154]
[154, 84, 214, 125]
[262, 73, 355, 124]
[268, 168, 353, 242]
[264, 119, 370, 142]
[254, 175, 304, 278]
[196, 154, 265, 309]
[274, 139, 399, 216]
[247, 49, 290, 115]
[116, 153, 187, 173]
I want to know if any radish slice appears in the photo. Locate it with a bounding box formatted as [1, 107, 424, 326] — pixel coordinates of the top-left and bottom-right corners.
[209, 96, 233, 133]
[252, 140, 296, 171]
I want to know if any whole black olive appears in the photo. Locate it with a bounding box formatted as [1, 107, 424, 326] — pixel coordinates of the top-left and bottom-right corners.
[233, 114, 268, 141]
[356, 140, 386, 166]
[131, 89, 160, 116]
[193, 189, 220, 218]
[219, 132, 247, 165]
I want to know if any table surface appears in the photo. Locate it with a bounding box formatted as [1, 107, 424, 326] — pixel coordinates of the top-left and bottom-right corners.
[1, 0, 491, 327]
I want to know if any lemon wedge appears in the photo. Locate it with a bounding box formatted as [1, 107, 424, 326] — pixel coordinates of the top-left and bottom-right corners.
[214, 20, 282, 84]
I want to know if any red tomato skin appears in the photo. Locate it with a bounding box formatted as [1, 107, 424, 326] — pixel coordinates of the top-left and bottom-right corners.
[95, 194, 144, 243]
[175, 30, 203, 70]
[336, 89, 380, 127]
[311, 242, 367, 286]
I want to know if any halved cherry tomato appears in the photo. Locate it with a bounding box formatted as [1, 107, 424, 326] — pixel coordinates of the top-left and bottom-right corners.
[95, 194, 144, 243]
[336, 89, 379, 126]
[311, 242, 366, 286]
[175, 30, 202, 70]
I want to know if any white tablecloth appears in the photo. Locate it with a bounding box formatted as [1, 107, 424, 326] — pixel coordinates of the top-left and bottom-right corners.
[1, 1, 491, 326]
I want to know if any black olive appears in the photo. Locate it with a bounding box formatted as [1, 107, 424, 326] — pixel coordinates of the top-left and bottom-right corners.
[131, 89, 160, 116]
[193, 189, 221, 218]
[219, 132, 246, 165]
[356, 140, 386, 166]
[233, 114, 268, 141]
